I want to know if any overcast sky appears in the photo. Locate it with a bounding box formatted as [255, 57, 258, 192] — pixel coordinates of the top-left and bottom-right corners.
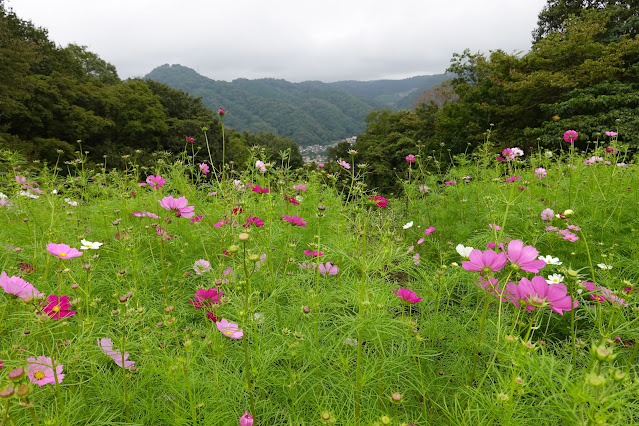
[6, 0, 547, 82]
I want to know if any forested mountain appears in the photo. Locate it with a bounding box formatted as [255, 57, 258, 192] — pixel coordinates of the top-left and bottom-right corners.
[145, 64, 450, 146]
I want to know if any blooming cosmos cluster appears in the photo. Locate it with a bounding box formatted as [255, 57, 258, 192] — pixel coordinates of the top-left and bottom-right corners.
[539, 208, 579, 242]
[461, 240, 577, 315]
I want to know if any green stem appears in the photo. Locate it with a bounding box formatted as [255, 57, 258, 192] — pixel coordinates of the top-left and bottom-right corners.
[355, 210, 370, 425]
[241, 242, 256, 417]
[469, 294, 490, 385]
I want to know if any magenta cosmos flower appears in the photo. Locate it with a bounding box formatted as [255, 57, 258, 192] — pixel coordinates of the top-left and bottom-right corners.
[217, 318, 243, 339]
[43, 295, 76, 320]
[393, 288, 422, 304]
[190, 288, 223, 309]
[563, 130, 578, 143]
[462, 249, 508, 274]
[405, 154, 416, 163]
[505, 240, 546, 273]
[506, 276, 577, 315]
[186, 136, 194, 143]
[46, 243, 82, 260]
[159, 196, 195, 218]
[369, 196, 388, 208]
[424, 226, 435, 235]
[27, 356, 64, 386]
[239, 411, 254, 426]
[146, 174, 166, 189]
[97, 338, 135, 369]
[0, 271, 44, 300]
[218, 107, 226, 117]
[303, 250, 323, 257]
[283, 215, 307, 227]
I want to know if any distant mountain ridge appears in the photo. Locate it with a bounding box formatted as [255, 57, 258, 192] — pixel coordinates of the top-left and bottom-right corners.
[144, 64, 451, 146]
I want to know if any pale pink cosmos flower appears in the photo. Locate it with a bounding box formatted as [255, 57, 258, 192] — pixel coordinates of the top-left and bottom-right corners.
[534, 168, 547, 178]
[97, 338, 135, 369]
[159, 196, 195, 218]
[393, 288, 422, 304]
[541, 208, 554, 221]
[217, 318, 243, 339]
[255, 160, 267, 172]
[506, 276, 577, 315]
[132, 211, 161, 219]
[318, 262, 339, 276]
[337, 160, 351, 170]
[46, 243, 82, 259]
[488, 224, 501, 231]
[146, 174, 166, 189]
[462, 249, 508, 274]
[505, 240, 546, 273]
[193, 259, 212, 275]
[474, 277, 507, 301]
[413, 253, 420, 265]
[293, 183, 307, 192]
[27, 356, 64, 386]
[0, 271, 44, 300]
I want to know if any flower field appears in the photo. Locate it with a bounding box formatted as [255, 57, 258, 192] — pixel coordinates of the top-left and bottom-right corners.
[1, 131, 638, 425]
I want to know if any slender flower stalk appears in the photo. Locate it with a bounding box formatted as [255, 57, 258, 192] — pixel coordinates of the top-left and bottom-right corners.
[240, 237, 256, 417]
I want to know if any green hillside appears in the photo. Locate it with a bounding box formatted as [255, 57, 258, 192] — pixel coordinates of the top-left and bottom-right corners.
[145, 64, 450, 146]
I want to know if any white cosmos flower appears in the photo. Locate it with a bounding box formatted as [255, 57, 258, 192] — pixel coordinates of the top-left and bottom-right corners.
[64, 198, 78, 207]
[546, 274, 564, 285]
[597, 263, 613, 270]
[0, 192, 7, 199]
[80, 239, 103, 250]
[18, 191, 39, 199]
[403, 221, 414, 229]
[539, 255, 562, 265]
[456, 244, 474, 258]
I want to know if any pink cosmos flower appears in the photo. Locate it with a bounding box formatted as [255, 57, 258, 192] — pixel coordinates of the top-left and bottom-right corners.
[255, 160, 267, 172]
[27, 356, 64, 386]
[534, 167, 547, 178]
[240, 411, 254, 426]
[186, 136, 194, 143]
[393, 288, 422, 304]
[285, 194, 300, 206]
[541, 208, 554, 221]
[505, 240, 546, 273]
[156, 227, 173, 241]
[283, 215, 307, 227]
[97, 338, 135, 369]
[193, 259, 212, 275]
[413, 253, 420, 265]
[159, 196, 195, 218]
[405, 154, 416, 163]
[567, 224, 580, 231]
[495, 156, 505, 162]
[199, 163, 210, 174]
[304, 250, 323, 257]
[243, 216, 264, 228]
[505, 176, 521, 182]
[132, 211, 161, 219]
[250, 184, 269, 194]
[486, 242, 497, 249]
[545, 226, 559, 232]
[369, 196, 388, 208]
[417, 238, 425, 245]
[190, 288, 223, 309]
[189, 215, 203, 225]
[474, 277, 507, 301]
[0, 271, 43, 300]
[16, 175, 26, 184]
[462, 249, 508, 274]
[293, 183, 307, 192]
[43, 295, 76, 320]
[214, 219, 229, 228]
[337, 160, 351, 169]
[605, 131, 617, 137]
[424, 226, 435, 235]
[46, 243, 82, 260]
[563, 130, 578, 143]
[444, 180, 456, 185]
[146, 174, 166, 189]
[318, 262, 339, 276]
[488, 224, 501, 231]
[506, 276, 577, 315]
[217, 318, 243, 339]
[0, 199, 13, 208]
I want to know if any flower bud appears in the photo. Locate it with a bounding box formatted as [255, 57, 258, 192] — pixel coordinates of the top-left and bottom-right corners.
[16, 384, 29, 398]
[585, 372, 606, 387]
[391, 392, 402, 403]
[0, 386, 14, 398]
[228, 245, 239, 253]
[238, 233, 250, 242]
[8, 367, 25, 381]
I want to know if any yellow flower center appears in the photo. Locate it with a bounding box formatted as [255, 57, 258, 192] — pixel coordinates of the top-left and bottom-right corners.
[52, 305, 61, 312]
[59, 252, 67, 257]
[224, 330, 233, 335]
[34, 371, 45, 380]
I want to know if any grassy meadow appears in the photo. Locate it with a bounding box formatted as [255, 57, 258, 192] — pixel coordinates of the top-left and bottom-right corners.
[1, 133, 639, 425]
